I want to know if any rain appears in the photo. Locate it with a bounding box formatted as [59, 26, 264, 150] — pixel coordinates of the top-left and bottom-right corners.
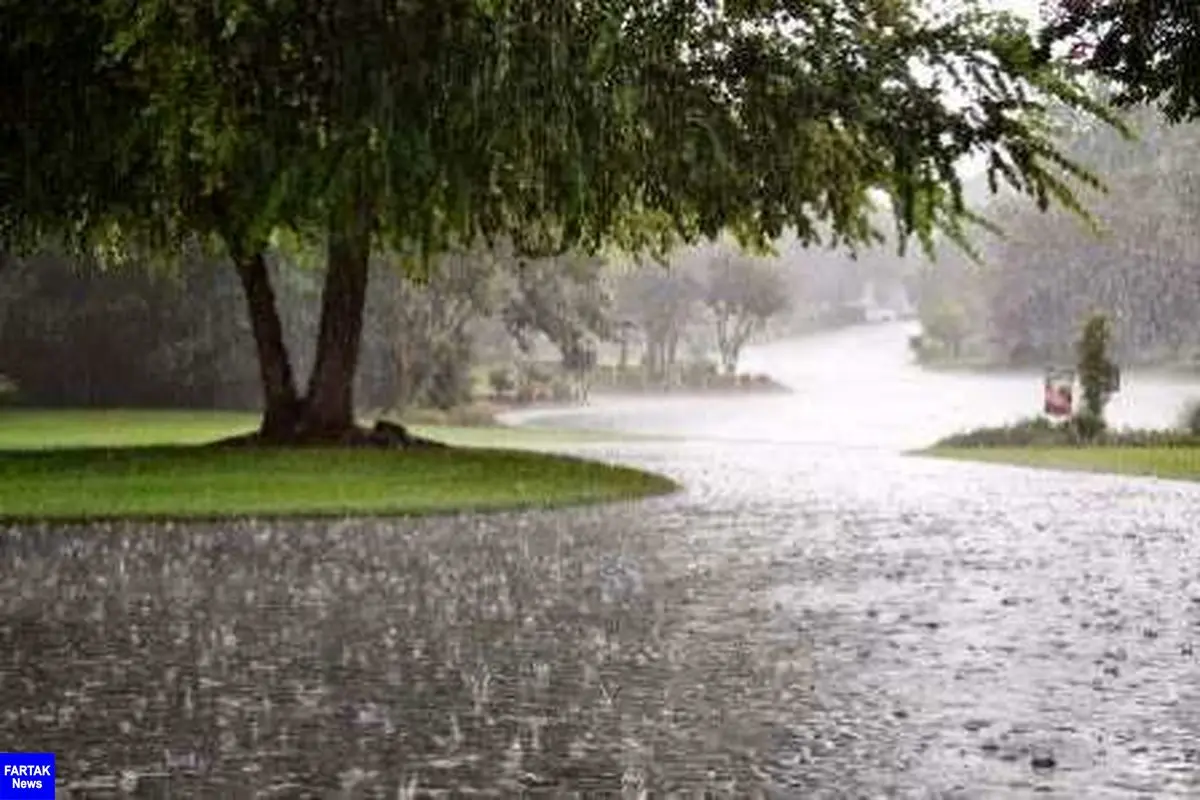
[5, 0, 1200, 797]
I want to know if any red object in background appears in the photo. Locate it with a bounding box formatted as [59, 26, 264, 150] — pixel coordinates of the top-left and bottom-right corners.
[1044, 383, 1073, 416]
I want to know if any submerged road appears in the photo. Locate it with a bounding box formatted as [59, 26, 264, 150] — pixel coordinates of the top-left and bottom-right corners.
[6, 323, 1200, 797]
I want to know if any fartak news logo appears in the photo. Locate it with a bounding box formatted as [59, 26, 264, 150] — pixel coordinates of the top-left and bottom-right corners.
[0, 753, 54, 799]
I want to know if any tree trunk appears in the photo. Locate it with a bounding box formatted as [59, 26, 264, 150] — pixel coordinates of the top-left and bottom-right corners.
[725, 316, 757, 376]
[233, 250, 303, 440]
[714, 309, 732, 374]
[392, 341, 415, 411]
[303, 199, 373, 438]
[643, 340, 657, 380]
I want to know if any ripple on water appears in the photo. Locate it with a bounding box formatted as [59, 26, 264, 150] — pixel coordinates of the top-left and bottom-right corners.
[8, 357, 1200, 794]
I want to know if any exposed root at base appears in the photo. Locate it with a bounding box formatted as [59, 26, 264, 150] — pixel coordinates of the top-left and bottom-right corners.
[211, 419, 448, 450]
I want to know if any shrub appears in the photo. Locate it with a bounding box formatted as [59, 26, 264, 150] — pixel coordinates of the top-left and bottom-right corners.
[1180, 399, 1200, 435]
[488, 367, 514, 397]
[614, 369, 647, 389]
[394, 402, 497, 427]
[1104, 427, 1200, 447]
[523, 363, 554, 385]
[446, 404, 499, 426]
[909, 334, 942, 362]
[681, 360, 718, 387]
[936, 416, 1200, 449]
[425, 359, 473, 410]
[935, 416, 1072, 447]
[1075, 313, 1118, 432]
[550, 380, 575, 402]
[0, 375, 16, 406]
[1069, 411, 1107, 443]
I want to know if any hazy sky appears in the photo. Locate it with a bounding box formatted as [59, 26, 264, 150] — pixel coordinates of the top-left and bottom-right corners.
[993, 0, 1042, 23]
[956, 0, 1052, 177]
[933, 0, 1043, 22]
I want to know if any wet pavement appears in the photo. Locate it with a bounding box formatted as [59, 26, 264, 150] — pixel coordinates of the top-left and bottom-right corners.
[6, 323, 1200, 797]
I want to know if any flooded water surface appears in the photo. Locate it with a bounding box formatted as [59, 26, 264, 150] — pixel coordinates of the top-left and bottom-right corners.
[6, 323, 1200, 797]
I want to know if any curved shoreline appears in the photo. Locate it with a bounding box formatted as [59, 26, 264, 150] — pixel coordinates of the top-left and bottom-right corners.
[921, 443, 1200, 484]
[0, 411, 680, 522]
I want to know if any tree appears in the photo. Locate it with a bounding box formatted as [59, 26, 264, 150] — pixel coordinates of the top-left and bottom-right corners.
[921, 107, 1200, 367]
[704, 249, 790, 374]
[363, 251, 498, 412]
[0, 3, 149, 251]
[0, 246, 263, 408]
[615, 267, 700, 381]
[1040, 0, 1200, 123]
[1, 0, 324, 437]
[500, 253, 612, 384]
[3, 0, 1118, 443]
[1074, 311, 1119, 439]
[919, 297, 972, 360]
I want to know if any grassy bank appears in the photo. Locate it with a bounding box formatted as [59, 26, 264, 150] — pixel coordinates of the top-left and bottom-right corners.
[0, 410, 678, 521]
[924, 417, 1200, 482]
[0, 409, 649, 450]
[927, 445, 1200, 482]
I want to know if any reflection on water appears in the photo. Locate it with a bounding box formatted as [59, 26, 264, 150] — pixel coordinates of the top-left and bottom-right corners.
[7, 323, 1200, 797]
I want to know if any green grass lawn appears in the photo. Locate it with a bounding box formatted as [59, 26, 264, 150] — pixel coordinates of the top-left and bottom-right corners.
[926, 445, 1200, 482]
[0, 410, 678, 521]
[0, 409, 638, 450]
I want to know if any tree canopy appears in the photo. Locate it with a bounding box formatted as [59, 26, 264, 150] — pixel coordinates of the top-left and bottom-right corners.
[0, 0, 1118, 442]
[913, 105, 1200, 367]
[1040, 0, 1200, 122]
[703, 247, 790, 374]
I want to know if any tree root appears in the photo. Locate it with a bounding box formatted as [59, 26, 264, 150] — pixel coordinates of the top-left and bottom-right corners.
[210, 419, 448, 450]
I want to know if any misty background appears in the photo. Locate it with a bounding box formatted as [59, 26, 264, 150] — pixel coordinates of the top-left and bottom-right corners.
[3, 96, 1198, 413]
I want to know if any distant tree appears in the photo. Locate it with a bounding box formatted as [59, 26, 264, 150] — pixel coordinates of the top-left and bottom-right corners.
[615, 319, 638, 374]
[703, 249, 790, 374]
[487, 367, 515, 399]
[958, 108, 1200, 366]
[0, 246, 262, 408]
[615, 267, 700, 381]
[1076, 312, 1119, 415]
[365, 251, 497, 412]
[561, 344, 599, 403]
[501, 253, 612, 380]
[1006, 0, 1200, 364]
[919, 297, 972, 360]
